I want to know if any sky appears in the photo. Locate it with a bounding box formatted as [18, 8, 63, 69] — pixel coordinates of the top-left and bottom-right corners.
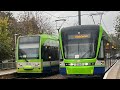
[11, 11, 120, 35]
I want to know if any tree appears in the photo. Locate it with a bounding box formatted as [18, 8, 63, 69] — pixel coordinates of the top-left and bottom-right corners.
[114, 14, 120, 52]
[114, 15, 120, 38]
[0, 11, 56, 61]
[17, 11, 54, 35]
[0, 16, 13, 62]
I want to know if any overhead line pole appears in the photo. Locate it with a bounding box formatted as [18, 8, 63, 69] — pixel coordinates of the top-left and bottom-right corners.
[78, 11, 81, 25]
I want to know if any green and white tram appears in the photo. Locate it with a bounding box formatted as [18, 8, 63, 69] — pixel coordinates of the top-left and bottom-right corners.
[59, 25, 118, 78]
[16, 34, 59, 73]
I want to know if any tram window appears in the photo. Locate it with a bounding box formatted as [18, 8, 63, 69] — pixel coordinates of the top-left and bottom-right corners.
[42, 40, 59, 61]
[59, 50, 63, 61]
[41, 45, 49, 61]
[55, 47, 59, 60]
[98, 39, 104, 60]
[49, 46, 59, 61]
[47, 46, 52, 60]
[50, 46, 54, 61]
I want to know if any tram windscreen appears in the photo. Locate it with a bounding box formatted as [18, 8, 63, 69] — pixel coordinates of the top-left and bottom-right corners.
[61, 26, 99, 59]
[18, 36, 40, 59]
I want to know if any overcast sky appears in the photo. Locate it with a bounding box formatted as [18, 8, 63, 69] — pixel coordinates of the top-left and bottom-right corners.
[12, 11, 120, 35]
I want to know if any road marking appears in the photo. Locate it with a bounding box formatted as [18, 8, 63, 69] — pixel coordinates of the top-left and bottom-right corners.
[103, 60, 119, 79]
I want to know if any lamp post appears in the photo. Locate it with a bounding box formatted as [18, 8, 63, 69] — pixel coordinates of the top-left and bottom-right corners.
[14, 33, 19, 60]
[78, 11, 81, 25]
[14, 33, 18, 47]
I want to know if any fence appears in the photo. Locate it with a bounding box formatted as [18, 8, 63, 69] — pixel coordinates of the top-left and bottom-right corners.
[0, 62, 16, 70]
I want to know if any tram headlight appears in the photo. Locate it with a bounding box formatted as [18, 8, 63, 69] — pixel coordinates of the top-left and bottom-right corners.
[17, 64, 22, 67]
[101, 61, 105, 65]
[60, 63, 61, 66]
[91, 62, 95, 65]
[70, 63, 74, 66]
[35, 63, 40, 67]
[70, 63, 77, 66]
[84, 63, 88, 66]
[37, 64, 40, 66]
[60, 62, 65, 66]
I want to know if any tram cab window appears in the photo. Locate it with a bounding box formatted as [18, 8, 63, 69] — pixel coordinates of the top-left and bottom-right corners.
[41, 40, 59, 61]
[41, 45, 50, 61]
[60, 50, 63, 61]
[98, 39, 104, 60]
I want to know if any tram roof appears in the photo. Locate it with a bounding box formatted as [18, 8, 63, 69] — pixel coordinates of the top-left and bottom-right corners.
[60, 25, 99, 32]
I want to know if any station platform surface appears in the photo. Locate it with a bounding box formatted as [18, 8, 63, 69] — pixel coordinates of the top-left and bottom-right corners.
[0, 69, 16, 76]
[103, 60, 120, 79]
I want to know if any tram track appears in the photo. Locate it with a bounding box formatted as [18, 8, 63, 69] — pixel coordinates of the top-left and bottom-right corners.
[11, 72, 67, 79]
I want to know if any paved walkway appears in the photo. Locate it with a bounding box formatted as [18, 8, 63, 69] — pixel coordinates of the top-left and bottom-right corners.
[0, 69, 16, 76]
[104, 60, 120, 79]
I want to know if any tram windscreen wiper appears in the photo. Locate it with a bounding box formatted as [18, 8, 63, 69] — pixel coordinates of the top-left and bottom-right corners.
[23, 55, 29, 62]
[80, 42, 93, 58]
[25, 58, 28, 62]
[80, 49, 91, 58]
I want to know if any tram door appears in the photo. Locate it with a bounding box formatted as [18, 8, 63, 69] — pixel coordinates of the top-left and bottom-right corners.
[42, 40, 59, 73]
[41, 45, 51, 73]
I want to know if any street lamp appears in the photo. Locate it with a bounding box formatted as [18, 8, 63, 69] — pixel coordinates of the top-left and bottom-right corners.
[14, 33, 19, 60]
[14, 33, 18, 47]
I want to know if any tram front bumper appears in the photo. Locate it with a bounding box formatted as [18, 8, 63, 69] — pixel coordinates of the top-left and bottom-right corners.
[60, 66, 94, 75]
[17, 67, 42, 73]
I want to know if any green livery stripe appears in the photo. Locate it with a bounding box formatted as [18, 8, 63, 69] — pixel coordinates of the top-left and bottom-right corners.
[17, 59, 41, 62]
[17, 69, 42, 73]
[96, 25, 103, 57]
[66, 66, 94, 74]
[23, 65, 34, 70]
[64, 59, 96, 63]
[59, 31, 64, 59]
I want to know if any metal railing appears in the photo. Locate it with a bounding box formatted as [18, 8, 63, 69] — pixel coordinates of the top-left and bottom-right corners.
[0, 60, 16, 70]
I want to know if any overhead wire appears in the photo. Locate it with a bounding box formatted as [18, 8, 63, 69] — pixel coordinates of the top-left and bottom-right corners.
[101, 18, 110, 35]
[96, 11, 111, 35]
